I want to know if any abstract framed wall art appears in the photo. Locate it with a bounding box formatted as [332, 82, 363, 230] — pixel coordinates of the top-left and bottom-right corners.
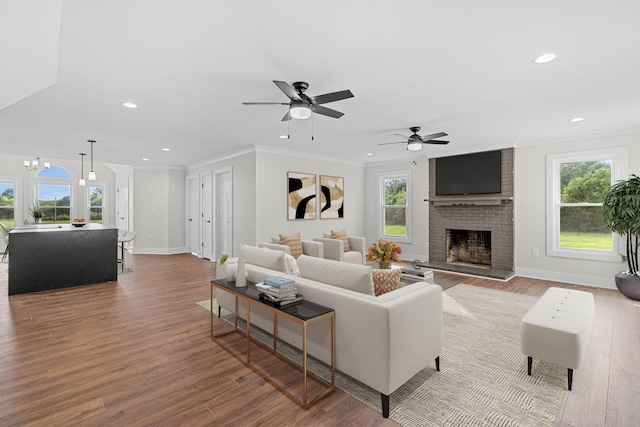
[320, 175, 344, 219]
[287, 172, 317, 220]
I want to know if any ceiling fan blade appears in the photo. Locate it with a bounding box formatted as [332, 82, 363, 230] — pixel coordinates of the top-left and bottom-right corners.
[242, 102, 289, 105]
[421, 132, 448, 140]
[310, 105, 344, 119]
[392, 133, 410, 139]
[273, 80, 302, 101]
[378, 141, 407, 146]
[312, 90, 354, 105]
[425, 140, 450, 145]
[281, 110, 292, 121]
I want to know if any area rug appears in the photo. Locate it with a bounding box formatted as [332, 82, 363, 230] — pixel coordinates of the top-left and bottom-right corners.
[198, 284, 566, 426]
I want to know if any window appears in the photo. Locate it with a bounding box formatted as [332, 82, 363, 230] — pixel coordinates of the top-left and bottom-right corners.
[0, 180, 17, 228]
[379, 171, 411, 243]
[547, 148, 627, 261]
[35, 166, 73, 224]
[89, 185, 104, 224]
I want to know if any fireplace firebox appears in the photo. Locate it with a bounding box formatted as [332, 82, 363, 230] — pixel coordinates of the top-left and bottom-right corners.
[446, 229, 491, 268]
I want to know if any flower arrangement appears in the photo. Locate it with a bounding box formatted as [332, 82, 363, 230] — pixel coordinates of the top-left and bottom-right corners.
[366, 239, 403, 269]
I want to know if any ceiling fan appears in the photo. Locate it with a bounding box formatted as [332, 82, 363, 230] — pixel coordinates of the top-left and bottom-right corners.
[242, 80, 354, 121]
[379, 127, 449, 151]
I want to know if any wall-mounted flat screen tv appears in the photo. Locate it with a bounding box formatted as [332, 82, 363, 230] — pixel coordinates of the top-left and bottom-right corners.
[435, 150, 502, 195]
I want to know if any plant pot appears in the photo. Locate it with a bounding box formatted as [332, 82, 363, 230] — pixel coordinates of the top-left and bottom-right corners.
[615, 272, 640, 301]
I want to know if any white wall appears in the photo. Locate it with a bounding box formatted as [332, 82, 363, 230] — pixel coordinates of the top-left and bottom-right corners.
[132, 167, 186, 254]
[254, 149, 366, 245]
[364, 158, 429, 261]
[515, 133, 640, 289]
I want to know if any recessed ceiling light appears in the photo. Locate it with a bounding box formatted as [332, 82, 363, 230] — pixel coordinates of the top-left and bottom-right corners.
[142, 158, 150, 161]
[570, 117, 585, 122]
[366, 153, 374, 156]
[279, 135, 290, 139]
[123, 102, 138, 109]
[162, 148, 170, 151]
[532, 53, 557, 64]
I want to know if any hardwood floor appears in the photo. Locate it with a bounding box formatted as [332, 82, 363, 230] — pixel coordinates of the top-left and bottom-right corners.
[0, 254, 638, 426]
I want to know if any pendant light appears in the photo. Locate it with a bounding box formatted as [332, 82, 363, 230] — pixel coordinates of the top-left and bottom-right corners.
[78, 153, 86, 186]
[88, 140, 97, 181]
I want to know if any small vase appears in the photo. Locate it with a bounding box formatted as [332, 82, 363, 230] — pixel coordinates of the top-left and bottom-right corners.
[235, 257, 247, 288]
[379, 261, 391, 269]
[225, 260, 238, 281]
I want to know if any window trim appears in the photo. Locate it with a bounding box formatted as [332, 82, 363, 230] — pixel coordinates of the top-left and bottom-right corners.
[0, 176, 22, 226]
[546, 147, 628, 262]
[378, 170, 412, 244]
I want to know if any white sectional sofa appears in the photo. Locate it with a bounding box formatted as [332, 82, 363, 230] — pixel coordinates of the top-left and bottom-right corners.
[216, 245, 443, 417]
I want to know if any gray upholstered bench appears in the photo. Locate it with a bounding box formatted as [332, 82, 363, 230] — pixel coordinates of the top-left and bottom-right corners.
[520, 287, 594, 390]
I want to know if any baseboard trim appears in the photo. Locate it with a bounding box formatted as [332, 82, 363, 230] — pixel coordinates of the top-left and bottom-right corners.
[131, 247, 187, 255]
[515, 267, 616, 290]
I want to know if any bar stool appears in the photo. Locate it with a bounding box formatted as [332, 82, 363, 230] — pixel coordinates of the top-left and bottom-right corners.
[117, 230, 136, 272]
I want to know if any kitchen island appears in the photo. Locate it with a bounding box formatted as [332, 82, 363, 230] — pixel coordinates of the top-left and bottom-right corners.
[8, 223, 118, 295]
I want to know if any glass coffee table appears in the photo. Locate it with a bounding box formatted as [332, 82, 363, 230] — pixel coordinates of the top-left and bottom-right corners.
[210, 278, 335, 409]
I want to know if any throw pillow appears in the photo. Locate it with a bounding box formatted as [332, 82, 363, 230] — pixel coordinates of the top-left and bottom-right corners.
[279, 232, 303, 258]
[323, 232, 332, 238]
[331, 229, 350, 252]
[284, 253, 300, 276]
[372, 269, 401, 296]
[271, 236, 281, 243]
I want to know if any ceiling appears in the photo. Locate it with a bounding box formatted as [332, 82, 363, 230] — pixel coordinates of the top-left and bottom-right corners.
[2, 0, 640, 169]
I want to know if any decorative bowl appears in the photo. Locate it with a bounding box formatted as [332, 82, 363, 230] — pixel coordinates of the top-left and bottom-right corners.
[72, 222, 87, 227]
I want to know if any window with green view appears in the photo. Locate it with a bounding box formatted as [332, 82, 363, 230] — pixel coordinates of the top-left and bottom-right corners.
[546, 148, 627, 262]
[379, 171, 411, 242]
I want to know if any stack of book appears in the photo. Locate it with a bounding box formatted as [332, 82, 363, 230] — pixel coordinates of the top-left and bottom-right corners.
[256, 276, 304, 307]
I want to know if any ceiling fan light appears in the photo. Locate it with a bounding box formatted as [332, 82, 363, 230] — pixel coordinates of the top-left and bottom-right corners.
[407, 142, 423, 151]
[289, 102, 311, 120]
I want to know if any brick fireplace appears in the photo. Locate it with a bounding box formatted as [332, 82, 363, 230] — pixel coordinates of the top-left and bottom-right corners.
[427, 148, 514, 278]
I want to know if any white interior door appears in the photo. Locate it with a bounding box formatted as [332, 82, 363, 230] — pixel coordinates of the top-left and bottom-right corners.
[215, 168, 233, 258]
[186, 175, 200, 256]
[201, 172, 213, 260]
[116, 179, 129, 231]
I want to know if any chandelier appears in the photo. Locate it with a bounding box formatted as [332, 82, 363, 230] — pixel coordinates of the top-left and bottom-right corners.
[24, 157, 50, 172]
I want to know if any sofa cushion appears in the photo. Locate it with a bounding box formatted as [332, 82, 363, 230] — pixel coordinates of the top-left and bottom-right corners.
[239, 245, 288, 272]
[331, 229, 351, 252]
[372, 269, 401, 296]
[296, 254, 374, 295]
[279, 232, 303, 258]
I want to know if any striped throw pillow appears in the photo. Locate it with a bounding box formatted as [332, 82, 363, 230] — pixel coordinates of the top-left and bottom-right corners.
[331, 229, 350, 252]
[279, 232, 303, 259]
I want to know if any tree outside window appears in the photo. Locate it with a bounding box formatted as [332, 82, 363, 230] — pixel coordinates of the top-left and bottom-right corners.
[38, 184, 71, 223]
[0, 183, 15, 228]
[89, 185, 103, 224]
[560, 161, 612, 250]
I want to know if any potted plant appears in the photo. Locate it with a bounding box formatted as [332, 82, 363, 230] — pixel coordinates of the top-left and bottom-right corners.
[602, 174, 640, 300]
[29, 205, 43, 223]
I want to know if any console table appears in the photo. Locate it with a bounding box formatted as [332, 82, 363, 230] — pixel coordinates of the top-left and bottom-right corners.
[210, 278, 335, 409]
